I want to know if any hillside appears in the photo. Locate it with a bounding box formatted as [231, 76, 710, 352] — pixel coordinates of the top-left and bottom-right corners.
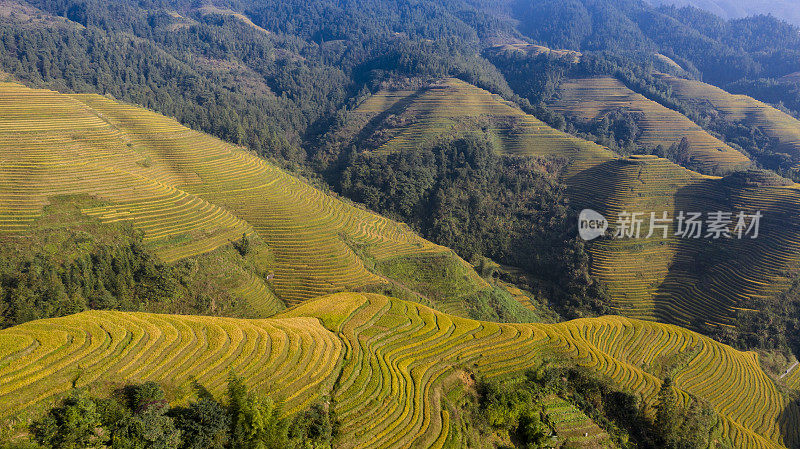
[548, 76, 751, 174]
[338, 78, 800, 328]
[647, 0, 800, 26]
[1, 293, 798, 448]
[0, 82, 488, 311]
[1, 1, 800, 448]
[657, 73, 800, 170]
[572, 156, 800, 326]
[341, 77, 615, 173]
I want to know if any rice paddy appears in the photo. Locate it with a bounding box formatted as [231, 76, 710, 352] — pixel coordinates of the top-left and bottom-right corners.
[2, 293, 797, 448]
[549, 76, 752, 174]
[352, 78, 615, 168]
[0, 82, 487, 307]
[657, 73, 800, 169]
[350, 78, 800, 329]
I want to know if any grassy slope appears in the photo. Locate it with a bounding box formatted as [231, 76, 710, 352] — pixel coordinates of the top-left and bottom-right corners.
[1, 293, 798, 448]
[0, 82, 488, 310]
[658, 73, 800, 169]
[350, 79, 800, 328]
[548, 76, 751, 174]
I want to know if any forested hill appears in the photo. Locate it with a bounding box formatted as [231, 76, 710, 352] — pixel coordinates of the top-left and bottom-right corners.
[647, 0, 800, 26]
[0, 0, 798, 168]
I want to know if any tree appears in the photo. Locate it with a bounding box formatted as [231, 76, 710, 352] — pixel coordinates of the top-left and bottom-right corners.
[110, 383, 181, 449]
[289, 403, 337, 449]
[517, 408, 550, 449]
[228, 375, 289, 449]
[655, 377, 679, 446]
[172, 397, 230, 449]
[31, 390, 106, 449]
[233, 233, 251, 257]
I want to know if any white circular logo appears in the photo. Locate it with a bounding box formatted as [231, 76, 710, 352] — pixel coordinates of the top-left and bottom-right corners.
[578, 209, 607, 241]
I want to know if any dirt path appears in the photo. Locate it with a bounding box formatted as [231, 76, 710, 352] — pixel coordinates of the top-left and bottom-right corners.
[779, 361, 799, 380]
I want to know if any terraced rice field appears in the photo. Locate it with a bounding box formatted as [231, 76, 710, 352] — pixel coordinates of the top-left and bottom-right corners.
[541, 395, 611, 448]
[3, 293, 798, 448]
[0, 83, 251, 255]
[355, 78, 800, 328]
[658, 73, 800, 168]
[353, 78, 615, 172]
[0, 82, 485, 305]
[0, 309, 343, 417]
[568, 155, 800, 326]
[549, 76, 751, 174]
[785, 363, 800, 391]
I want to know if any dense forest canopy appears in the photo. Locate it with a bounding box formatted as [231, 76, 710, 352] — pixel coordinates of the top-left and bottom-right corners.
[647, 0, 800, 26]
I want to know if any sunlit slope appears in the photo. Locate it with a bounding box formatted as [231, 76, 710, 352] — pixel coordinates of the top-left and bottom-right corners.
[786, 365, 800, 391]
[0, 82, 485, 305]
[0, 310, 343, 417]
[569, 155, 704, 321]
[0, 82, 251, 259]
[3, 293, 797, 448]
[351, 79, 800, 329]
[549, 76, 751, 174]
[287, 293, 797, 449]
[352, 78, 614, 169]
[570, 155, 800, 326]
[658, 73, 800, 167]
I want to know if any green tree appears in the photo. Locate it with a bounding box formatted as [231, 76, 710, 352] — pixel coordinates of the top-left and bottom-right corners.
[517, 408, 550, 448]
[655, 377, 679, 446]
[289, 403, 337, 449]
[228, 375, 289, 449]
[173, 397, 230, 449]
[30, 390, 106, 449]
[109, 382, 181, 449]
[233, 233, 251, 257]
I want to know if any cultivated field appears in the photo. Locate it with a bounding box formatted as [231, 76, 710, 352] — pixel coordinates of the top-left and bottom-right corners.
[658, 73, 800, 168]
[548, 76, 751, 174]
[351, 78, 615, 168]
[2, 293, 797, 448]
[541, 395, 611, 448]
[568, 155, 800, 326]
[349, 78, 800, 328]
[0, 82, 487, 307]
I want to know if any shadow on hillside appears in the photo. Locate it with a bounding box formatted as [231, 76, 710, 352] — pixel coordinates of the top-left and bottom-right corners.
[323, 86, 430, 177]
[779, 399, 800, 449]
[350, 86, 430, 149]
[649, 177, 731, 328]
[647, 176, 800, 446]
[653, 176, 800, 329]
[563, 157, 632, 213]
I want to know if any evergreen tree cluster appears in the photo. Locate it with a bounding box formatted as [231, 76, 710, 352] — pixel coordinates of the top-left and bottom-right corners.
[20, 376, 336, 449]
[339, 133, 609, 318]
[466, 367, 716, 449]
